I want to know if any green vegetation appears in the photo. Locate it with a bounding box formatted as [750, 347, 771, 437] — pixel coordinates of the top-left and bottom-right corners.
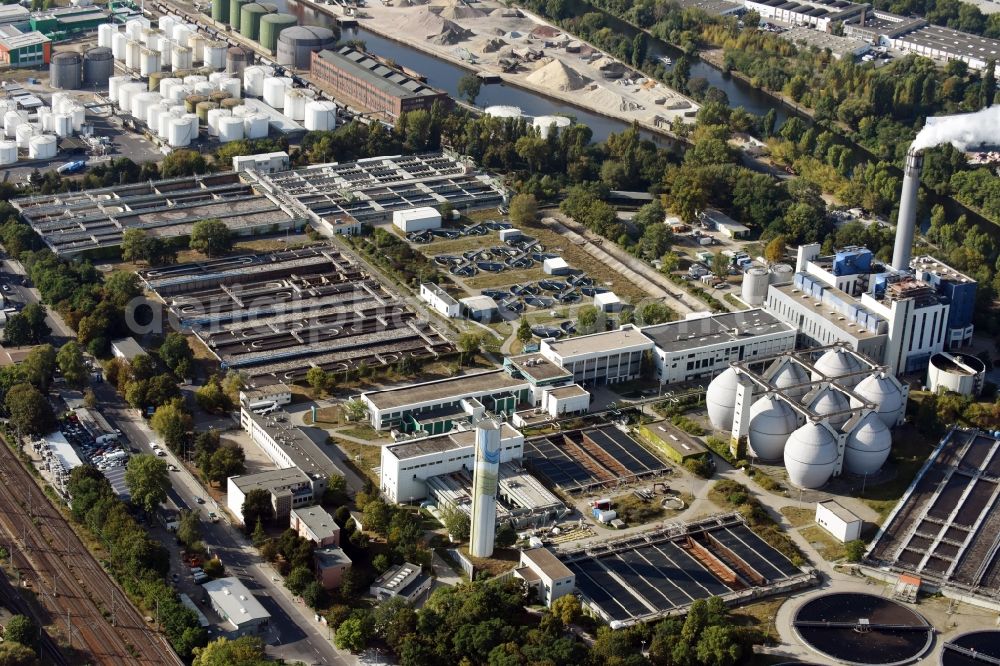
[350, 227, 439, 288]
[124, 454, 170, 515]
[612, 493, 666, 524]
[799, 525, 848, 561]
[711, 479, 805, 566]
[189, 219, 233, 257]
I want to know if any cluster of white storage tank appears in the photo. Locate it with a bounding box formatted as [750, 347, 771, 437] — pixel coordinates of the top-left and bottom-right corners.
[243, 65, 337, 130]
[706, 348, 907, 490]
[100, 16, 227, 76]
[0, 96, 68, 164]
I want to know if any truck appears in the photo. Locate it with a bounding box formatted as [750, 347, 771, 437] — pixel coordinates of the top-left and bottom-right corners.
[95, 433, 118, 445]
[55, 160, 87, 175]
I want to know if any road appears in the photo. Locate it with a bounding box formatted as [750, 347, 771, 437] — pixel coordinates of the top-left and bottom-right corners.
[1, 257, 76, 341]
[93, 381, 356, 665]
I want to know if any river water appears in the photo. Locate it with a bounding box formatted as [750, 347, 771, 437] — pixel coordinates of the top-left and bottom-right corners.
[272, 0, 789, 141]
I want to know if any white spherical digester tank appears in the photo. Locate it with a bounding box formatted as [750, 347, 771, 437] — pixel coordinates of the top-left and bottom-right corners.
[844, 411, 891, 476]
[4, 110, 22, 138]
[131, 92, 161, 122]
[804, 386, 852, 431]
[485, 105, 522, 118]
[706, 367, 741, 432]
[0, 140, 16, 165]
[746, 393, 800, 461]
[217, 115, 244, 142]
[303, 100, 336, 131]
[218, 76, 240, 98]
[766, 359, 811, 401]
[98, 24, 116, 49]
[532, 114, 571, 137]
[784, 421, 839, 489]
[206, 108, 231, 135]
[243, 113, 268, 139]
[168, 114, 198, 147]
[811, 347, 865, 387]
[262, 76, 291, 109]
[53, 113, 73, 137]
[243, 65, 273, 97]
[850, 373, 905, 428]
[112, 31, 128, 61]
[283, 88, 305, 120]
[15, 123, 32, 149]
[28, 134, 57, 159]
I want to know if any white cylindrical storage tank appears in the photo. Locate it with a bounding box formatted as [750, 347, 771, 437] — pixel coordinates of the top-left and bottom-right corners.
[139, 48, 161, 77]
[125, 18, 143, 39]
[15, 123, 32, 149]
[112, 31, 128, 61]
[706, 367, 741, 432]
[844, 412, 891, 476]
[109, 76, 130, 104]
[218, 76, 240, 98]
[131, 92, 161, 121]
[741, 267, 770, 306]
[125, 39, 141, 70]
[262, 76, 290, 108]
[243, 65, 272, 97]
[784, 421, 839, 489]
[119, 81, 146, 111]
[303, 100, 336, 131]
[28, 134, 57, 159]
[169, 84, 192, 103]
[189, 34, 206, 63]
[850, 373, 905, 428]
[158, 77, 181, 97]
[98, 24, 116, 49]
[283, 88, 305, 120]
[484, 105, 522, 118]
[532, 114, 571, 137]
[159, 15, 176, 35]
[812, 348, 865, 388]
[243, 113, 268, 139]
[769, 263, 794, 285]
[172, 24, 191, 47]
[746, 393, 800, 461]
[0, 140, 16, 165]
[172, 46, 193, 71]
[209, 71, 227, 84]
[194, 81, 215, 96]
[168, 114, 197, 147]
[147, 104, 165, 131]
[157, 109, 173, 138]
[230, 104, 247, 117]
[69, 105, 85, 132]
[51, 92, 72, 114]
[4, 110, 22, 138]
[183, 74, 207, 86]
[218, 115, 244, 142]
[204, 43, 227, 70]
[804, 386, 852, 431]
[206, 107, 230, 135]
[926, 352, 987, 397]
[53, 114, 72, 137]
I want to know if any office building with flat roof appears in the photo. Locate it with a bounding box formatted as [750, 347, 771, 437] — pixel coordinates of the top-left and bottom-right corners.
[226, 467, 314, 524]
[314, 546, 352, 589]
[203, 577, 270, 636]
[513, 548, 576, 606]
[290, 506, 340, 547]
[540, 325, 656, 386]
[311, 46, 450, 121]
[370, 563, 433, 603]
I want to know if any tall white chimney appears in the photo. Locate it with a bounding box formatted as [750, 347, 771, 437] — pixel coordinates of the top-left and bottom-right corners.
[891, 147, 923, 272]
[469, 419, 500, 558]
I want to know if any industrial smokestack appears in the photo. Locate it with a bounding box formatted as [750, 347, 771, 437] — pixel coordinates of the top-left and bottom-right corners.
[891, 147, 923, 272]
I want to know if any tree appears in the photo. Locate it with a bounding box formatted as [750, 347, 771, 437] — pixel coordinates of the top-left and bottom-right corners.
[195, 377, 232, 414]
[203, 443, 245, 485]
[516, 318, 532, 345]
[121, 228, 150, 264]
[251, 518, 267, 546]
[362, 498, 392, 535]
[550, 594, 581, 625]
[21, 345, 55, 392]
[335, 615, 372, 653]
[457, 333, 483, 365]
[151, 400, 193, 452]
[306, 366, 330, 394]
[343, 399, 367, 422]
[192, 636, 269, 666]
[161, 149, 208, 178]
[241, 488, 274, 531]
[509, 193, 538, 226]
[159, 333, 193, 378]
[3, 304, 49, 346]
[286, 566, 314, 595]
[5, 384, 55, 436]
[125, 454, 170, 514]
[56, 341, 88, 388]
[636, 302, 672, 325]
[441, 504, 470, 541]
[372, 553, 391, 573]
[302, 581, 325, 609]
[0, 641, 39, 665]
[711, 252, 729, 279]
[3, 615, 36, 648]
[494, 523, 517, 549]
[103, 271, 143, 309]
[189, 219, 232, 257]
[982, 59, 996, 108]
[576, 305, 602, 335]
[457, 73, 482, 104]
[177, 510, 201, 547]
[845, 539, 866, 562]
[764, 235, 788, 264]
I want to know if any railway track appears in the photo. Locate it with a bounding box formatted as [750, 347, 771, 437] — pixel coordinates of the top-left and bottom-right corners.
[0, 441, 181, 665]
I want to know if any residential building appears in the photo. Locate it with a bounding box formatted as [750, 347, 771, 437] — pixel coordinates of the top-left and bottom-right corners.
[513, 548, 576, 606]
[203, 577, 270, 635]
[539, 325, 655, 386]
[226, 467, 314, 524]
[314, 546, 352, 589]
[379, 423, 524, 503]
[815, 500, 862, 543]
[310, 46, 450, 121]
[110, 337, 146, 363]
[290, 506, 340, 547]
[370, 563, 433, 603]
[420, 282, 461, 318]
[642, 310, 796, 385]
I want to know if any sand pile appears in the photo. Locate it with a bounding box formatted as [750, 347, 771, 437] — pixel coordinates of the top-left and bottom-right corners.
[525, 59, 589, 91]
[436, 0, 486, 20]
[432, 19, 474, 44]
[413, 9, 448, 36]
[482, 37, 506, 53]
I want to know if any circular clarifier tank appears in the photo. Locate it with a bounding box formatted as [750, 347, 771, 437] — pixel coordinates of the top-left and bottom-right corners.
[794, 593, 933, 666]
[941, 630, 1000, 665]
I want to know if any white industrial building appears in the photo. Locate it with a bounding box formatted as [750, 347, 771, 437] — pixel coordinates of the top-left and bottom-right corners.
[226, 467, 314, 524]
[513, 548, 576, 606]
[379, 423, 524, 503]
[742, 0, 867, 31]
[203, 577, 270, 636]
[419, 282, 460, 318]
[239, 383, 293, 410]
[642, 310, 796, 385]
[392, 206, 441, 233]
[542, 257, 571, 275]
[110, 337, 145, 363]
[290, 506, 340, 547]
[539, 384, 590, 418]
[232, 151, 290, 173]
[594, 291, 621, 312]
[815, 500, 862, 543]
[370, 563, 433, 603]
[707, 346, 909, 489]
[926, 352, 986, 397]
[539, 325, 655, 386]
[460, 295, 499, 323]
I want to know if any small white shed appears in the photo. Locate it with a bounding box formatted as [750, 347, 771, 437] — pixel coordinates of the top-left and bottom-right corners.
[594, 291, 621, 313]
[393, 207, 442, 233]
[815, 500, 862, 543]
[543, 257, 570, 275]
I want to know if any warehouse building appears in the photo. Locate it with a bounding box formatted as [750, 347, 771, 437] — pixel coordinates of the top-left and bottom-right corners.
[110, 337, 146, 364]
[310, 46, 451, 121]
[379, 423, 525, 503]
[0, 5, 29, 26]
[203, 577, 270, 636]
[0, 27, 50, 67]
[393, 207, 441, 233]
[742, 0, 867, 31]
[890, 24, 1000, 73]
[30, 6, 109, 34]
[642, 310, 796, 385]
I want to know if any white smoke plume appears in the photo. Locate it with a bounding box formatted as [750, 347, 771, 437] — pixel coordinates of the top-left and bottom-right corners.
[912, 106, 1000, 151]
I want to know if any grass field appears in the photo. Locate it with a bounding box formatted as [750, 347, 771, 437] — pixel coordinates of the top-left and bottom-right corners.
[799, 525, 847, 561]
[464, 267, 548, 290]
[860, 422, 937, 522]
[779, 506, 814, 528]
[332, 437, 382, 483]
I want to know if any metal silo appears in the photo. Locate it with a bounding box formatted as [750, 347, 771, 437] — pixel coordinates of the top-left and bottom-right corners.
[229, 0, 251, 33]
[276, 25, 336, 69]
[50, 52, 82, 90]
[227, 47, 251, 77]
[212, 0, 229, 24]
[741, 266, 769, 306]
[259, 14, 296, 53]
[239, 3, 271, 41]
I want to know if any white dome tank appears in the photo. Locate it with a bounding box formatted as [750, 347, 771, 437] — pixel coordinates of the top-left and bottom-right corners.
[532, 114, 571, 137]
[0, 140, 16, 165]
[303, 100, 336, 131]
[804, 386, 852, 430]
[844, 412, 891, 476]
[218, 76, 240, 98]
[98, 24, 116, 49]
[28, 134, 57, 159]
[15, 123, 32, 148]
[485, 105, 522, 118]
[784, 421, 839, 489]
[230, 104, 247, 117]
[706, 367, 741, 432]
[53, 113, 73, 137]
[206, 107, 231, 135]
[812, 348, 864, 387]
[283, 88, 305, 120]
[850, 373, 905, 428]
[112, 31, 128, 61]
[243, 65, 273, 97]
[262, 76, 291, 108]
[243, 112, 268, 139]
[767, 359, 811, 401]
[4, 110, 22, 138]
[218, 115, 244, 142]
[747, 394, 799, 461]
